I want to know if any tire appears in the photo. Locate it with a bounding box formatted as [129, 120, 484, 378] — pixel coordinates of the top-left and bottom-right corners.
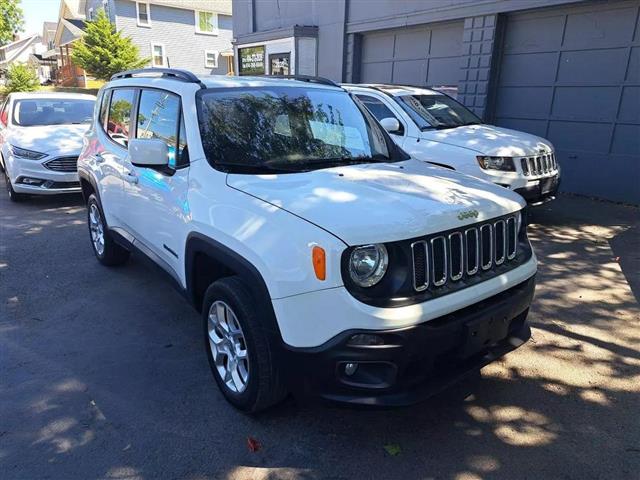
[87, 193, 129, 266]
[203, 276, 287, 412]
[4, 173, 26, 202]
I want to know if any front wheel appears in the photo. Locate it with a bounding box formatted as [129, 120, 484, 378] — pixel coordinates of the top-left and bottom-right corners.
[87, 194, 129, 266]
[203, 277, 286, 412]
[4, 173, 26, 202]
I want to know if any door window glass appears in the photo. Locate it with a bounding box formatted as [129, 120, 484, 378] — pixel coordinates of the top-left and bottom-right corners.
[136, 89, 184, 167]
[107, 89, 135, 147]
[99, 90, 111, 129]
[356, 94, 404, 135]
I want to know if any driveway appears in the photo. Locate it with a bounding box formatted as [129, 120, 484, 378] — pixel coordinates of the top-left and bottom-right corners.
[1, 189, 639, 480]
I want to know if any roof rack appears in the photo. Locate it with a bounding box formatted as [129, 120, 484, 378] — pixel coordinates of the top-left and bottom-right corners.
[268, 75, 341, 88]
[110, 68, 205, 88]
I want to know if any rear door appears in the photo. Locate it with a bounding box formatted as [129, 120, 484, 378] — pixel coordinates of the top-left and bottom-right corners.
[119, 88, 190, 277]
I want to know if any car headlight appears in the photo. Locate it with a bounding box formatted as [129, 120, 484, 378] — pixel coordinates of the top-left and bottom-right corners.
[349, 244, 388, 287]
[477, 156, 515, 171]
[9, 144, 46, 160]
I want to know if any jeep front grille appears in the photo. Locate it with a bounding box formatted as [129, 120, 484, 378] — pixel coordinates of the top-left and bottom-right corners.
[520, 153, 557, 177]
[44, 156, 78, 173]
[411, 215, 519, 292]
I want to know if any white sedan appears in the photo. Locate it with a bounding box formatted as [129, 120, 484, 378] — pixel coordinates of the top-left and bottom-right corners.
[0, 92, 96, 201]
[343, 84, 561, 204]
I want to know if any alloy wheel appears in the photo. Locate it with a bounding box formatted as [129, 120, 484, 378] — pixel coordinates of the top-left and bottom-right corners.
[89, 203, 105, 256]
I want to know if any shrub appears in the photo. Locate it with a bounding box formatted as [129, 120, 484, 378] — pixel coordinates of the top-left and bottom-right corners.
[4, 63, 39, 93]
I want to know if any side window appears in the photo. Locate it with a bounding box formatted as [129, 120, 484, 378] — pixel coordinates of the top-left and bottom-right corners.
[136, 89, 187, 168]
[176, 115, 189, 168]
[107, 89, 135, 147]
[356, 94, 404, 135]
[98, 90, 111, 130]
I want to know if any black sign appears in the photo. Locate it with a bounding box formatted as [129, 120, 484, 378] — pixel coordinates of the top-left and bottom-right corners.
[269, 53, 290, 75]
[238, 46, 265, 75]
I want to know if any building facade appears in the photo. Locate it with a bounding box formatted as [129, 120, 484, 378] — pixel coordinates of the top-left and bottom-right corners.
[232, 0, 640, 204]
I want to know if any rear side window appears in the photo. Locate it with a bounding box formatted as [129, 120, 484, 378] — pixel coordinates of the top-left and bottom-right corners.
[356, 94, 404, 135]
[136, 89, 188, 167]
[107, 89, 135, 147]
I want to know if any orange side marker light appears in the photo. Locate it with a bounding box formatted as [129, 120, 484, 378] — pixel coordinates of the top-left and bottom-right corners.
[312, 246, 326, 281]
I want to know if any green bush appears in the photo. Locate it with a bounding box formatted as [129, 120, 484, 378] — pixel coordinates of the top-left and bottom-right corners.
[4, 63, 39, 93]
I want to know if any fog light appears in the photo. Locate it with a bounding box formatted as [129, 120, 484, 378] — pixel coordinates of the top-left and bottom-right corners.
[348, 333, 385, 346]
[19, 177, 44, 186]
[344, 363, 358, 376]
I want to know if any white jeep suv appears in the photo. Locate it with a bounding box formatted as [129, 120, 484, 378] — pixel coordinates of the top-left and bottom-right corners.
[0, 92, 96, 201]
[78, 69, 537, 412]
[343, 84, 561, 204]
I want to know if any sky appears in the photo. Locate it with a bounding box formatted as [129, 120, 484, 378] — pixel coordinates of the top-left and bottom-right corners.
[21, 0, 60, 37]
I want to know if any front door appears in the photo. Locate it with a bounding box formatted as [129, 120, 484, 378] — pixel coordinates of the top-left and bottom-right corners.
[119, 88, 189, 277]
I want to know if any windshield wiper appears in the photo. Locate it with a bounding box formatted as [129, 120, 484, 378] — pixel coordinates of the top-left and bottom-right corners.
[216, 161, 306, 174]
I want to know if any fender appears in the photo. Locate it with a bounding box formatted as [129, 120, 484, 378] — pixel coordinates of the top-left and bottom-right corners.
[77, 168, 100, 204]
[185, 232, 284, 340]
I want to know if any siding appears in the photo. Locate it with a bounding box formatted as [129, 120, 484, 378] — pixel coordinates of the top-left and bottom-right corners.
[114, 0, 233, 75]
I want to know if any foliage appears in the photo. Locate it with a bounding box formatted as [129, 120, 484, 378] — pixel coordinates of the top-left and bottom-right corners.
[3, 62, 39, 93]
[71, 10, 148, 81]
[0, 0, 23, 46]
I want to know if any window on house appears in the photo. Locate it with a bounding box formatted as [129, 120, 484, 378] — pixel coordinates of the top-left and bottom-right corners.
[196, 11, 218, 35]
[102, 0, 110, 18]
[88, 8, 94, 20]
[107, 89, 135, 147]
[205, 50, 218, 69]
[151, 43, 166, 67]
[137, 2, 150, 26]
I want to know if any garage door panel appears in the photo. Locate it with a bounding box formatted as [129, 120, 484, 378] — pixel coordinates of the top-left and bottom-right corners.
[557, 49, 629, 85]
[361, 32, 395, 62]
[563, 7, 637, 50]
[496, 87, 553, 119]
[619, 87, 640, 124]
[551, 87, 620, 122]
[393, 60, 427, 85]
[548, 121, 612, 153]
[429, 24, 463, 57]
[495, 118, 548, 138]
[612, 125, 640, 155]
[426, 57, 461, 86]
[627, 47, 640, 83]
[503, 14, 565, 54]
[361, 62, 392, 83]
[499, 53, 557, 86]
[393, 28, 429, 60]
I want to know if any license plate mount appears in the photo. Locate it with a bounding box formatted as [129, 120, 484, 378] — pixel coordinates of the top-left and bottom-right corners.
[460, 315, 510, 358]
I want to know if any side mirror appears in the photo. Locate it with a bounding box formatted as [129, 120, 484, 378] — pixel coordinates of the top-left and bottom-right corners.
[128, 138, 169, 167]
[379, 117, 401, 134]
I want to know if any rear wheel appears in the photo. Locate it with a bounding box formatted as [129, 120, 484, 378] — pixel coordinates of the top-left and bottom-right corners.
[203, 276, 286, 412]
[87, 194, 129, 266]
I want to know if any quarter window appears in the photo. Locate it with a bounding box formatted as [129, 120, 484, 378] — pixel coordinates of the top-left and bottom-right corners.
[151, 43, 166, 67]
[107, 89, 135, 147]
[136, 89, 188, 168]
[205, 50, 218, 69]
[196, 11, 218, 35]
[136, 2, 150, 26]
[99, 89, 111, 129]
[356, 94, 404, 135]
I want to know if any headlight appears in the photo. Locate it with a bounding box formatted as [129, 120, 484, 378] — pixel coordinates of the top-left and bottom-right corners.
[477, 156, 515, 171]
[9, 145, 46, 160]
[349, 244, 388, 287]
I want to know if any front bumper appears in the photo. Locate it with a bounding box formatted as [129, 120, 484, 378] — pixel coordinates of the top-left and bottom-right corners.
[282, 276, 534, 406]
[7, 155, 80, 195]
[514, 174, 561, 204]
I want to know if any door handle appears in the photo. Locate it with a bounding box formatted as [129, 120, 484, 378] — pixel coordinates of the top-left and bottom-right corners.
[124, 171, 138, 184]
[95, 152, 105, 164]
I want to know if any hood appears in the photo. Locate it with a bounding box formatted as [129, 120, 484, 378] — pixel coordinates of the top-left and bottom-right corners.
[9, 124, 90, 156]
[227, 159, 525, 245]
[420, 124, 554, 157]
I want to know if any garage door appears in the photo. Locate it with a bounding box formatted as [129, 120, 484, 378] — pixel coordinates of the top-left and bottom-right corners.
[359, 21, 463, 87]
[494, 1, 640, 203]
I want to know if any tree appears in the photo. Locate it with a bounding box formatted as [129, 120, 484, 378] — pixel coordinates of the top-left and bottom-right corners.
[71, 10, 148, 81]
[0, 0, 24, 46]
[3, 62, 38, 93]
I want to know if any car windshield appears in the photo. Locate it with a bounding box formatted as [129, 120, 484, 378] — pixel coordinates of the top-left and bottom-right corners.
[394, 93, 481, 130]
[12, 98, 95, 126]
[197, 86, 405, 173]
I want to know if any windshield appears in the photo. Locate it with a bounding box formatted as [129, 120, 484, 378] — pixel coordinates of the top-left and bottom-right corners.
[197, 87, 405, 173]
[395, 94, 481, 130]
[13, 98, 95, 126]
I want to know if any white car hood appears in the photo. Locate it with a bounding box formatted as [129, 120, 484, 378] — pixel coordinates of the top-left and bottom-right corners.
[8, 124, 90, 155]
[420, 124, 554, 157]
[227, 159, 525, 245]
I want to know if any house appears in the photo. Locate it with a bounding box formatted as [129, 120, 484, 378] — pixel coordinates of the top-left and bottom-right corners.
[54, 0, 234, 87]
[0, 33, 56, 85]
[232, 0, 640, 204]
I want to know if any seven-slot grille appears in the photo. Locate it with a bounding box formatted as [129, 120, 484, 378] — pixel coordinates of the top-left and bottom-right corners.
[411, 215, 519, 292]
[44, 156, 78, 172]
[520, 153, 557, 177]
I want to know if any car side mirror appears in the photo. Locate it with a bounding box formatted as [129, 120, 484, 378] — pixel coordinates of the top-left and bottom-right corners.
[128, 138, 169, 168]
[379, 117, 401, 134]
